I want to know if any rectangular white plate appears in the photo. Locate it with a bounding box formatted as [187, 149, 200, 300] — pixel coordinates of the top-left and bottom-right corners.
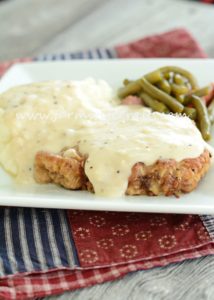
[1, 59, 214, 214]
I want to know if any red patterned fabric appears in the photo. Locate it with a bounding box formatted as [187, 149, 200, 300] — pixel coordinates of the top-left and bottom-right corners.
[200, 0, 214, 4]
[1, 28, 214, 300]
[69, 212, 212, 268]
[0, 58, 32, 77]
[116, 28, 207, 58]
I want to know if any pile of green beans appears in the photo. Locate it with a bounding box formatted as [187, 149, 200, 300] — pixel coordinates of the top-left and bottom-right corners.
[118, 66, 212, 141]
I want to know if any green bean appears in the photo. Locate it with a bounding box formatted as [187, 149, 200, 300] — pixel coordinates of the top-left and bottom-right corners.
[183, 107, 197, 120]
[123, 79, 131, 86]
[139, 92, 169, 113]
[171, 83, 189, 96]
[208, 99, 214, 125]
[186, 82, 192, 91]
[183, 85, 211, 105]
[189, 85, 211, 97]
[156, 80, 171, 94]
[118, 70, 162, 98]
[144, 70, 162, 84]
[174, 74, 186, 85]
[163, 71, 174, 82]
[183, 95, 192, 106]
[159, 66, 198, 89]
[140, 77, 184, 113]
[191, 95, 211, 141]
[176, 95, 185, 104]
[118, 80, 142, 98]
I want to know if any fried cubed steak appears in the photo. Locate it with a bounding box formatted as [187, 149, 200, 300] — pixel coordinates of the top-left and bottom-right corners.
[34, 147, 211, 197]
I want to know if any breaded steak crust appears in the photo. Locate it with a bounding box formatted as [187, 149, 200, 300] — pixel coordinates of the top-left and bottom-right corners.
[34, 148, 211, 197]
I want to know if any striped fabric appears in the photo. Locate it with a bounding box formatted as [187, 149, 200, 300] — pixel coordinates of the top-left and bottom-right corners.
[200, 215, 214, 239]
[0, 208, 78, 276]
[35, 48, 117, 61]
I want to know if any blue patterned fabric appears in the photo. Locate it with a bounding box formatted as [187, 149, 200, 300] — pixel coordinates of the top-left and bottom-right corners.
[0, 208, 79, 276]
[35, 48, 117, 61]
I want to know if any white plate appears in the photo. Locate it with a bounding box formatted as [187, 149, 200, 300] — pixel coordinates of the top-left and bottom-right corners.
[0, 59, 214, 214]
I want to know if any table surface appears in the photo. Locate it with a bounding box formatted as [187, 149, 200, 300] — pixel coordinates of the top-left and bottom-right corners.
[1, 0, 214, 299]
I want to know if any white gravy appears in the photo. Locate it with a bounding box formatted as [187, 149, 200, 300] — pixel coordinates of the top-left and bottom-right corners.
[0, 78, 212, 196]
